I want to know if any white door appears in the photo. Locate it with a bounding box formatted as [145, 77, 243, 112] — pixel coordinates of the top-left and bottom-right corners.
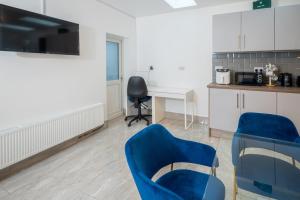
[240, 90, 277, 115]
[209, 89, 241, 132]
[213, 12, 242, 52]
[241, 8, 274, 51]
[106, 39, 122, 120]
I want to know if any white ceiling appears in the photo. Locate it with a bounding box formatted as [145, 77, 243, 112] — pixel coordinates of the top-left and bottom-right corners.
[98, 0, 250, 17]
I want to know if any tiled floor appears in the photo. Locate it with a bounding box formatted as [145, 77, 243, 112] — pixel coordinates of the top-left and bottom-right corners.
[0, 117, 271, 200]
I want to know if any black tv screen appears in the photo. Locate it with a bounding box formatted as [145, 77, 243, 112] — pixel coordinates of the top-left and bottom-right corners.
[0, 4, 80, 55]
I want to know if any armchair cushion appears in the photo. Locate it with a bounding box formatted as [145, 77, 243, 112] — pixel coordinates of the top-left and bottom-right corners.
[156, 170, 209, 200]
[156, 169, 225, 200]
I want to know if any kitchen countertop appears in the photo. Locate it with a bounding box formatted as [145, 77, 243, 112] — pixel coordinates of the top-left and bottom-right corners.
[207, 83, 300, 94]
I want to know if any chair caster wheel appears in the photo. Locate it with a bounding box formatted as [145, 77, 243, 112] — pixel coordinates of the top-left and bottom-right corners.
[128, 124, 131, 127]
[125, 117, 128, 121]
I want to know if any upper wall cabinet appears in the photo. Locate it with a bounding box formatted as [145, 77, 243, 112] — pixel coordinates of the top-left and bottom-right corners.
[213, 8, 274, 52]
[242, 9, 274, 51]
[213, 12, 242, 52]
[275, 5, 300, 50]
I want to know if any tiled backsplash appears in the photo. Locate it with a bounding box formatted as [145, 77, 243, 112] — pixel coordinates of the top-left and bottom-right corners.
[212, 52, 300, 86]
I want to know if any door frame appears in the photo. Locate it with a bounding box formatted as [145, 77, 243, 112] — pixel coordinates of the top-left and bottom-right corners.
[106, 37, 124, 120]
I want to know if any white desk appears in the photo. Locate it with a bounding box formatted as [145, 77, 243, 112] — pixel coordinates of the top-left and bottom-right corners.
[126, 86, 194, 129]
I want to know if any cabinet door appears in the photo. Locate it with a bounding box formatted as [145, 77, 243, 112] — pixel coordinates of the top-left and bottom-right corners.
[213, 12, 242, 52]
[240, 90, 277, 114]
[242, 8, 275, 51]
[277, 93, 300, 133]
[209, 89, 240, 132]
[275, 5, 300, 50]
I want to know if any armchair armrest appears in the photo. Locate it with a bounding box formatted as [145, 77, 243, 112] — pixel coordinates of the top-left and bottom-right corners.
[173, 138, 218, 168]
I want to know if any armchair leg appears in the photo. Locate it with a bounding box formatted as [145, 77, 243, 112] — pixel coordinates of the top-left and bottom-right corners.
[292, 158, 296, 167]
[233, 167, 238, 200]
[211, 167, 217, 177]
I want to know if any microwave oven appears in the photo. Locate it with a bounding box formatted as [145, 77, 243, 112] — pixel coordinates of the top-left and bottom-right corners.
[235, 72, 258, 85]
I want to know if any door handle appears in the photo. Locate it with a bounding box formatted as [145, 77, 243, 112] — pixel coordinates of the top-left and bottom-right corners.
[237, 93, 239, 109]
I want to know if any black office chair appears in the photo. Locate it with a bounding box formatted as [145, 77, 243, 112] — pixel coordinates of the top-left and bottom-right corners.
[125, 76, 152, 127]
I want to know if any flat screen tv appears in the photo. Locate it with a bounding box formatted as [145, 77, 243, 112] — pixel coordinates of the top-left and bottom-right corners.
[0, 4, 80, 55]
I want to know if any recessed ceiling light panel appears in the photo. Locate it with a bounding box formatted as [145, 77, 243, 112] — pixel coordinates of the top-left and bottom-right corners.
[163, 0, 197, 9]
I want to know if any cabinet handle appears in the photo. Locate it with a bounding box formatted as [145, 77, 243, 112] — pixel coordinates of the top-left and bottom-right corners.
[237, 93, 239, 108]
[242, 93, 245, 109]
[238, 35, 241, 50]
[244, 35, 246, 49]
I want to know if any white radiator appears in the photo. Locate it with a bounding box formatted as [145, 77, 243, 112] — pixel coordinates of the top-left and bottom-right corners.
[0, 103, 104, 170]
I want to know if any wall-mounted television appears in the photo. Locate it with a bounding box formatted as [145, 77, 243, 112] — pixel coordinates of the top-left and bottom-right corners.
[0, 4, 80, 55]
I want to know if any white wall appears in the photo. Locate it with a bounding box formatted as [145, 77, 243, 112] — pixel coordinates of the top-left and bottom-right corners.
[0, 0, 137, 130]
[136, 0, 300, 118]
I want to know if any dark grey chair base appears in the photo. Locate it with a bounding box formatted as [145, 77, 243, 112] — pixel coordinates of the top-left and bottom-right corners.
[125, 114, 152, 127]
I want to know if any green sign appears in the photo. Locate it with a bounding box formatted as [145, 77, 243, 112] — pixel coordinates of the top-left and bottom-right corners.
[253, 0, 272, 10]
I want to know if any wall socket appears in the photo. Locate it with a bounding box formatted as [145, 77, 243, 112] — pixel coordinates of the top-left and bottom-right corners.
[253, 67, 264, 72]
[178, 66, 185, 71]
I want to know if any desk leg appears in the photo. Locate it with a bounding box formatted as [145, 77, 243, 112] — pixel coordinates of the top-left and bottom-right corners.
[184, 98, 194, 130]
[184, 98, 187, 129]
[152, 96, 165, 124]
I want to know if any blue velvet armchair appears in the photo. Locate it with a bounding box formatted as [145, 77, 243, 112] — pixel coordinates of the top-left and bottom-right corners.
[125, 124, 225, 200]
[232, 113, 300, 199]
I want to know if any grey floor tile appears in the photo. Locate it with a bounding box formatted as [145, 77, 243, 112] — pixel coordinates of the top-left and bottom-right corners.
[0, 187, 9, 199]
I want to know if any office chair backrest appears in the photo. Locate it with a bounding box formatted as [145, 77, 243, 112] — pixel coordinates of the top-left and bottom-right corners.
[127, 76, 148, 98]
[125, 124, 183, 200]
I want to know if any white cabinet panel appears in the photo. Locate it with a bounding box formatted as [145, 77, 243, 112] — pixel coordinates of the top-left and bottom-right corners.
[213, 12, 242, 52]
[277, 93, 300, 133]
[241, 90, 277, 115]
[209, 89, 240, 132]
[275, 5, 300, 50]
[242, 8, 274, 51]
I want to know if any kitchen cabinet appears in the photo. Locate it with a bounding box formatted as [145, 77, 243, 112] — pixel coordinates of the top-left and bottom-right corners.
[209, 89, 277, 133]
[277, 93, 300, 133]
[212, 12, 242, 52]
[275, 5, 300, 50]
[242, 8, 274, 51]
[212, 8, 275, 52]
[209, 88, 240, 132]
[240, 90, 277, 114]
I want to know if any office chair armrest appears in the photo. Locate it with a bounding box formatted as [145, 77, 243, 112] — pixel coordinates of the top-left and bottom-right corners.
[173, 138, 218, 168]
